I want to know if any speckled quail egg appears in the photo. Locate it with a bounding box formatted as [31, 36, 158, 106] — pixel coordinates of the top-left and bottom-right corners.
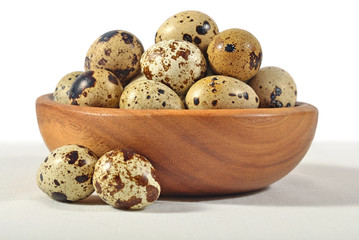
[140, 39, 207, 96]
[186, 75, 259, 109]
[155, 10, 219, 54]
[248, 66, 297, 108]
[69, 69, 123, 108]
[53, 71, 83, 104]
[207, 28, 262, 81]
[120, 79, 184, 109]
[85, 30, 144, 86]
[36, 145, 98, 202]
[93, 149, 161, 210]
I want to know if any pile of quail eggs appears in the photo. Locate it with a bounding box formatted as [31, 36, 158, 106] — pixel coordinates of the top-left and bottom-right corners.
[38, 10, 298, 210]
[53, 10, 297, 110]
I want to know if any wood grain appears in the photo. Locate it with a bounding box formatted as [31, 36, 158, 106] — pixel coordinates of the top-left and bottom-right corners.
[36, 94, 318, 197]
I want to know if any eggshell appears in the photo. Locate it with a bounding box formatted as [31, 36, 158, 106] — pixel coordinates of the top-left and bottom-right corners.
[93, 150, 161, 210]
[120, 79, 184, 109]
[207, 28, 262, 81]
[53, 71, 83, 104]
[85, 30, 144, 86]
[69, 69, 123, 108]
[155, 10, 219, 53]
[248, 66, 297, 108]
[140, 40, 207, 96]
[185, 75, 259, 109]
[36, 145, 98, 202]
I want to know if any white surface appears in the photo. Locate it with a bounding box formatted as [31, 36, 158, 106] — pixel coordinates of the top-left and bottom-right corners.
[0, 0, 359, 142]
[1, 141, 358, 239]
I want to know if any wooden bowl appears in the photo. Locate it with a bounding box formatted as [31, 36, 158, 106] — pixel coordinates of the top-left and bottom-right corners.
[36, 94, 318, 197]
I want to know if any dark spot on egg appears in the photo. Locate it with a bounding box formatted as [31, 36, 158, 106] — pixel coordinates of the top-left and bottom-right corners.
[183, 34, 192, 42]
[66, 151, 79, 164]
[193, 97, 200, 105]
[98, 58, 107, 66]
[255, 97, 259, 103]
[122, 149, 135, 161]
[95, 181, 102, 194]
[115, 196, 142, 209]
[211, 100, 218, 106]
[104, 48, 112, 56]
[196, 21, 210, 35]
[146, 185, 159, 202]
[69, 71, 96, 101]
[108, 74, 119, 85]
[146, 95, 151, 99]
[114, 175, 124, 190]
[225, 44, 236, 53]
[249, 51, 262, 70]
[134, 175, 148, 187]
[162, 101, 166, 107]
[40, 173, 43, 181]
[98, 30, 119, 42]
[238, 93, 242, 98]
[243, 92, 249, 100]
[78, 159, 86, 167]
[75, 175, 89, 183]
[44, 157, 48, 163]
[158, 89, 165, 94]
[54, 179, 60, 186]
[228, 93, 236, 97]
[51, 192, 68, 202]
[194, 37, 201, 44]
[286, 103, 291, 107]
[121, 32, 134, 44]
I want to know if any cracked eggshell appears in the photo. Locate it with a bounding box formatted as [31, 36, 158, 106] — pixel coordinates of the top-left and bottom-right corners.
[69, 69, 123, 108]
[155, 10, 219, 53]
[120, 79, 184, 109]
[85, 30, 144, 86]
[248, 66, 297, 108]
[185, 75, 259, 109]
[36, 145, 98, 202]
[93, 150, 161, 210]
[207, 28, 262, 81]
[140, 40, 207, 97]
[53, 71, 83, 104]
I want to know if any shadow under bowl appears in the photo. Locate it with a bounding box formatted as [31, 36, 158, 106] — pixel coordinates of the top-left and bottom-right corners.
[36, 94, 318, 197]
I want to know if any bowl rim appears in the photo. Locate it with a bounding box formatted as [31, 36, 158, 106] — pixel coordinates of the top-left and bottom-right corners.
[37, 93, 317, 117]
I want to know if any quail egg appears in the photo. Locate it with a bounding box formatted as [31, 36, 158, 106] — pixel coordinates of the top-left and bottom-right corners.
[186, 75, 259, 109]
[207, 28, 262, 81]
[120, 79, 184, 109]
[155, 10, 219, 54]
[53, 71, 83, 104]
[140, 39, 207, 96]
[69, 69, 123, 108]
[85, 30, 144, 86]
[36, 145, 98, 202]
[93, 149, 161, 210]
[248, 66, 297, 108]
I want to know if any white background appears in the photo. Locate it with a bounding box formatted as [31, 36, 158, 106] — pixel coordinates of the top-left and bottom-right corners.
[0, 0, 358, 142]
